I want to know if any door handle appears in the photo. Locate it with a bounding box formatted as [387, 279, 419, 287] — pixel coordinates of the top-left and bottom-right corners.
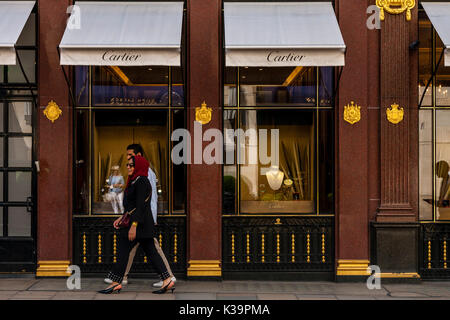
[26, 197, 33, 213]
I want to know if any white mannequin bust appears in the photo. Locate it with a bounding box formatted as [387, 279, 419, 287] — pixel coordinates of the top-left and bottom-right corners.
[265, 165, 284, 191]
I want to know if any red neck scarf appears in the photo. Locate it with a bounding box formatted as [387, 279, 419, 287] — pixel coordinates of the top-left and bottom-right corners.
[125, 155, 149, 192]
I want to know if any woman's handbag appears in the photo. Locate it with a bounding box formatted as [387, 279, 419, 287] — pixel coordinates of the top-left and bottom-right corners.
[117, 208, 135, 228]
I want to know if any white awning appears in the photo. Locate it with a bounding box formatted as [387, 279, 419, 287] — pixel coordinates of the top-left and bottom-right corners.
[0, 1, 35, 65]
[224, 2, 346, 67]
[59, 1, 184, 66]
[422, 2, 450, 67]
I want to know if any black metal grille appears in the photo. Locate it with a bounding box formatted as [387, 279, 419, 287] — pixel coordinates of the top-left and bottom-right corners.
[73, 216, 186, 275]
[222, 217, 334, 273]
[420, 223, 450, 279]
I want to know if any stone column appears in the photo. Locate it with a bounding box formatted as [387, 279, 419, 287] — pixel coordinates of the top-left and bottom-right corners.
[186, 0, 222, 278]
[36, 0, 72, 277]
[335, 0, 371, 280]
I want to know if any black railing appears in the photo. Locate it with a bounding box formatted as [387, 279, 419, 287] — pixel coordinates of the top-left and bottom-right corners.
[222, 216, 334, 277]
[73, 216, 186, 275]
[420, 223, 450, 279]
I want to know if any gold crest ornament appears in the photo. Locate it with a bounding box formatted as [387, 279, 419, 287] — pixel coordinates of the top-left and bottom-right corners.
[43, 100, 62, 123]
[195, 101, 212, 125]
[386, 103, 404, 124]
[343, 101, 361, 125]
[376, 0, 415, 21]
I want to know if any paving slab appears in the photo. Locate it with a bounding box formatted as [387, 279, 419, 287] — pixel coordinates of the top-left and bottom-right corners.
[175, 293, 217, 300]
[28, 279, 69, 291]
[136, 292, 176, 300]
[0, 279, 38, 291]
[335, 295, 377, 300]
[0, 291, 19, 300]
[10, 291, 58, 300]
[388, 292, 431, 298]
[256, 293, 297, 300]
[217, 293, 258, 300]
[296, 294, 337, 300]
[94, 292, 137, 300]
[52, 291, 97, 300]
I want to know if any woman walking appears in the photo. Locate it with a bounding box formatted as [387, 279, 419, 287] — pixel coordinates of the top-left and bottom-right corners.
[98, 155, 175, 294]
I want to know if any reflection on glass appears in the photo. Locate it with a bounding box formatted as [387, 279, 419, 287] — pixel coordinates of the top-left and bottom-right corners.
[0, 66, 3, 83]
[319, 110, 334, 213]
[419, 110, 433, 220]
[419, 12, 432, 106]
[436, 36, 450, 107]
[240, 67, 317, 106]
[8, 137, 32, 167]
[74, 111, 89, 213]
[0, 207, 3, 236]
[172, 67, 185, 107]
[8, 172, 31, 202]
[75, 67, 89, 106]
[92, 66, 169, 106]
[8, 207, 31, 237]
[0, 138, 3, 166]
[8, 50, 36, 83]
[436, 111, 450, 220]
[239, 110, 315, 214]
[92, 110, 168, 214]
[224, 68, 237, 107]
[0, 103, 3, 132]
[172, 109, 185, 213]
[9, 102, 33, 133]
[223, 110, 237, 214]
[17, 13, 36, 46]
[319, 68, 333, 106]
[0, 173, 3, 202]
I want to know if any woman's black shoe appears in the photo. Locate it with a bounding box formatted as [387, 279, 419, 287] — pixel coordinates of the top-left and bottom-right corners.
[152, 280, 175, 294]
[98, 283, 122, 294]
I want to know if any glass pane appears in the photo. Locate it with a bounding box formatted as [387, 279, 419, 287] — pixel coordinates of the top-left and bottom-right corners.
[8, 137, 32, 167]
[92, 110, 168, 214]
[0, 173, 3, 202]
[8, 207, 31, 237]
[8, 50, 36, 83]
[436, 110, 450, 220]
[172, 109, 185, 213]
[0, 66, 3, 83]
[319, 110, 333, 214]
[0, 207, 3, 236]
[0, 138, 3, 166]
[419, 12, 432, 106]
[239, 67, 317, 106]
[224, 67, 237, 107]
[223, 110, 237, 214]
[16, 13, 36, 46]
[319, 68, 333, 106]
[74, 110, 89, 213]
[436, 35, 450, 107]
[171, 67, 184, 107]
[92, 66, 169, 106]
[239, 110, 315, 214]
[0, 103, 3, 132]
[8, 172, 31, 202]
[75, 66, 89, 107]
[9, 102, 33, 133]
[419, 110, 433, 220]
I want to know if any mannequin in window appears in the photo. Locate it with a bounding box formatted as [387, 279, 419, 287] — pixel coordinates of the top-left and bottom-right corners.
[265, 165, 284, 191]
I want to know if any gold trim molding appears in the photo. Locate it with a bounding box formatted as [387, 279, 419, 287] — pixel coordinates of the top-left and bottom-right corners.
[336, 259, 370, 276]
[376, 0, 415, 21]
[195, 101, 212, 125]
[386, 103, 404, 124]
[36, 260, 70, 277]
[377, 273, 420, 279]
[43, 100, 62, 123]
[343, 101, 361, 125]
[187, 260, 221, 277]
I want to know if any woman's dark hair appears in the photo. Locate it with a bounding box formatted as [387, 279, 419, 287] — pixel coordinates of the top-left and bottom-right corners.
[126, 143, 144, 156]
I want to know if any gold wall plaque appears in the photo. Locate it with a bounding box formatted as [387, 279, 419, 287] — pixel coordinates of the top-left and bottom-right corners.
[376, 0, 415, 21]
[43, 100, 62, 123]
[343, 101, 361, 125]
[195, 101, 212, 125]
[386, 103, 404, 124]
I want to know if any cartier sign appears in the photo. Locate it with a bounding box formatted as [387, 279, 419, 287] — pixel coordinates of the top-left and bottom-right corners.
[267, 51, 305, 63]
[102, 51, 142, 62]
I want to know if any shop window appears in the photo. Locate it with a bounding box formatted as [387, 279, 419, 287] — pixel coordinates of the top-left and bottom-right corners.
[223, 67, 334, 215]
[74, 66, 186, 215]
[419, 10, 450, 221]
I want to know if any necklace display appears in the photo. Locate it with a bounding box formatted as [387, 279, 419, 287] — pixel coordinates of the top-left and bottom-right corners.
[265, 166, 284, 191]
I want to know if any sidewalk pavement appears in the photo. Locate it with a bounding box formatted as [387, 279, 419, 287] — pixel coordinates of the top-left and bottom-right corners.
[0, 278, 450, 300]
